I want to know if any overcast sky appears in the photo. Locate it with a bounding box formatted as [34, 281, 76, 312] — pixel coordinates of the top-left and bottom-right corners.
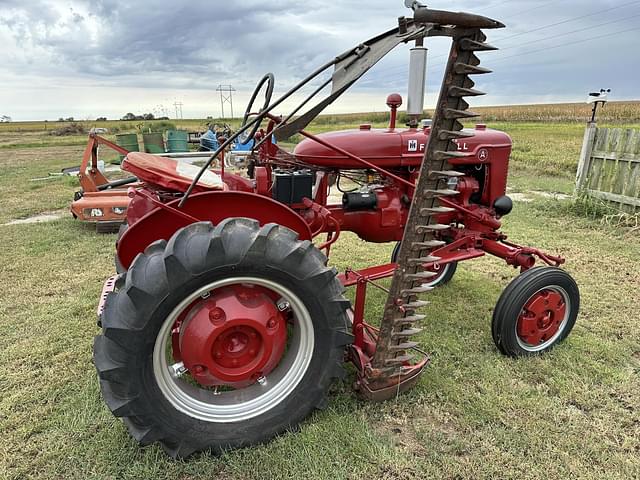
[0, 0, 638, 121]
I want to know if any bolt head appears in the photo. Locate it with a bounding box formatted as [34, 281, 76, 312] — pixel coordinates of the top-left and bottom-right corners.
[209, 307, 225, 324]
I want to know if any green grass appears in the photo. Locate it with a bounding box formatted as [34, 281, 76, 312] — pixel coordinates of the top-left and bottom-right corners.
[0, 119, 614, 179]
[1, 123, 639, 479]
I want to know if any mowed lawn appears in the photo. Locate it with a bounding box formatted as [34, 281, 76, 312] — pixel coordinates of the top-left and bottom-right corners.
[0, 122, 639, 480]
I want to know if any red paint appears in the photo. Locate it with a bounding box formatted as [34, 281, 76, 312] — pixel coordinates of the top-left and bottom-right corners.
[178, 284, 287, 387]
[328, 186, 407, 243]
[123, 152, 227, 194]
[71, 134, 140, 224]
[429, 236, 486, 266]
[294, 126, 510, 170]
[386, 93, 402, 130]
[71, 190, 132, 223]
[254, 166, 271, 196]
[338, 264, 396, 287]
[216, 170, 254, 192]
[517, 289, 567, 346]
[117, 191, 312, 270]
[109, 94, 570, 389]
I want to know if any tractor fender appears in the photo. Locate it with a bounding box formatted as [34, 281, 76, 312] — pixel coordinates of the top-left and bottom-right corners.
[117, 191, 312, 270]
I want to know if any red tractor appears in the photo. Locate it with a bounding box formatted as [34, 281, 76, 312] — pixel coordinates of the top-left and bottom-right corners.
[94, 5, 580, 458]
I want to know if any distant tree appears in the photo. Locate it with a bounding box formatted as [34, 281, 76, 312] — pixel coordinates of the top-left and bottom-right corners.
[143, 113, 155, 120]
[58, 117, 64, 122]
[65, 116, 74, 121]
[157, 116, 170, 120]
[122, 112, 137, 121]
[96, 116, 108, 121]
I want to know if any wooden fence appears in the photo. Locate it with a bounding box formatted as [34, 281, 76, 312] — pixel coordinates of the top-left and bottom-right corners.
[576, 124, 640, 211]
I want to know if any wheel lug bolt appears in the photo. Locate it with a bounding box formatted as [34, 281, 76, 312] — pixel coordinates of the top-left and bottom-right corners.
[215, 352, 222, 359]
[193, 365, 206, 374]
[249, 349, 256, 356]
[209, 307, 225, 324]
[267, 318, 277, 329]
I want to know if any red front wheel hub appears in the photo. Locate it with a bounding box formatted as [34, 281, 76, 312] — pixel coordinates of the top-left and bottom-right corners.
[516, 289, 567, 347]
[177, 284, 287, 388]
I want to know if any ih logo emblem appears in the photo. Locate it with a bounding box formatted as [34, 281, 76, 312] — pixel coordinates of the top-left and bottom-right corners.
[408, 139, 418, 152]
[478, 148, 489, 161]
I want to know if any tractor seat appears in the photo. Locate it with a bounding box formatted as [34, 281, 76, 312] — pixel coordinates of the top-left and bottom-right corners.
[122, 152, 225, 193]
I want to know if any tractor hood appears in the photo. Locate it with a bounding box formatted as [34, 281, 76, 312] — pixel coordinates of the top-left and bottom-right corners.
[293, 124, 512, 169]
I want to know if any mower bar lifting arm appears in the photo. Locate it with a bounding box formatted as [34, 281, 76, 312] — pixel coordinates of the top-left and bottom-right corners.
[412, 7, 505, 29]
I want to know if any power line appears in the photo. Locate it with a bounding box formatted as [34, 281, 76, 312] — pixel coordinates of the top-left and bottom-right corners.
[368, 0, 559, 81]
[387, 0, 637, 71]
[370, 10, 640, 84]
[216, 84, 236, 119]
[499, 0, 558, 22]
[494, 0, 640, 42]
[173, 101, 183, 119]
[500, 12, 640, 50]
[479, 0, 512, 12]
[483, 25, 640, 67]
[392, 24, 637, 77]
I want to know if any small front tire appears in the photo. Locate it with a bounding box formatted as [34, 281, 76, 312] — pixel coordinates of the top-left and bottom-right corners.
[391, 241, 457, 288]
[492, 267, 579, 357]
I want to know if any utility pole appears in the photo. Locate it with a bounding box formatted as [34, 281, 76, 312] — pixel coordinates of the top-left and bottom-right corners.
[173, 101, 184, 119]
[216, 85, 236, 119]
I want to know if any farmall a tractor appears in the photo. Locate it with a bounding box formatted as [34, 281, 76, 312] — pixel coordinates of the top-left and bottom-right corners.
[94, 4, 580, 458]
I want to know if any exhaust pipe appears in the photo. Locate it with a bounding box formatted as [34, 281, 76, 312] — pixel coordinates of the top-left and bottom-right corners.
[407, 39, 427, 125]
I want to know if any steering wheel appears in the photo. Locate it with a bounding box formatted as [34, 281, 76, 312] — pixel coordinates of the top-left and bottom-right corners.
[239, 73, 275, 145]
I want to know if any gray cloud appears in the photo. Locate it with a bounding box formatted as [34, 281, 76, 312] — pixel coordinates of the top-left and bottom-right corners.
[0, 0, 638, 119]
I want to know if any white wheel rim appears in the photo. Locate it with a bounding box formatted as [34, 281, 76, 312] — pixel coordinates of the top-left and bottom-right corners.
[153, 276, 314, 423]
[422, 262, 451, 288]
[515, 285, 571, 353]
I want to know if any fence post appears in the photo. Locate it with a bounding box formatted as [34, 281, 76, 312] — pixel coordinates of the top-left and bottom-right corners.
[575, 122, 597, 192]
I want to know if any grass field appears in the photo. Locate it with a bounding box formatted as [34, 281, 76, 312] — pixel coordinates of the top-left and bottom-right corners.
[1, 110, 639, 479]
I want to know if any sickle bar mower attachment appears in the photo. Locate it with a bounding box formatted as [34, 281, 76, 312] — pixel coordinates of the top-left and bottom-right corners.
[359, 13, 505, 400]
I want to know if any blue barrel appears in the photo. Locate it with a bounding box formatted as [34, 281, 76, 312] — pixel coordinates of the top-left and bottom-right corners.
[166, 130, 189, 153]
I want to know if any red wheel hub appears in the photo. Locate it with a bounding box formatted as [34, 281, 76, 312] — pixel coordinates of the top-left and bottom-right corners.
[516, 289, 567, 346]
[177, 285, 287, 388]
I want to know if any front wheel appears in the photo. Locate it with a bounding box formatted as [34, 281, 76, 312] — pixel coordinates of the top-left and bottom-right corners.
[391, 241, 457, 288]
[492, 267, 579, 357]
[94, 219, 351, 457]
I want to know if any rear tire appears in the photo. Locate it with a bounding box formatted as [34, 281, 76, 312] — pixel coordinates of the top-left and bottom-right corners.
[114, 223, 127, 273]
[94, 218, 352, 458]
[492, 267, 579, 357]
